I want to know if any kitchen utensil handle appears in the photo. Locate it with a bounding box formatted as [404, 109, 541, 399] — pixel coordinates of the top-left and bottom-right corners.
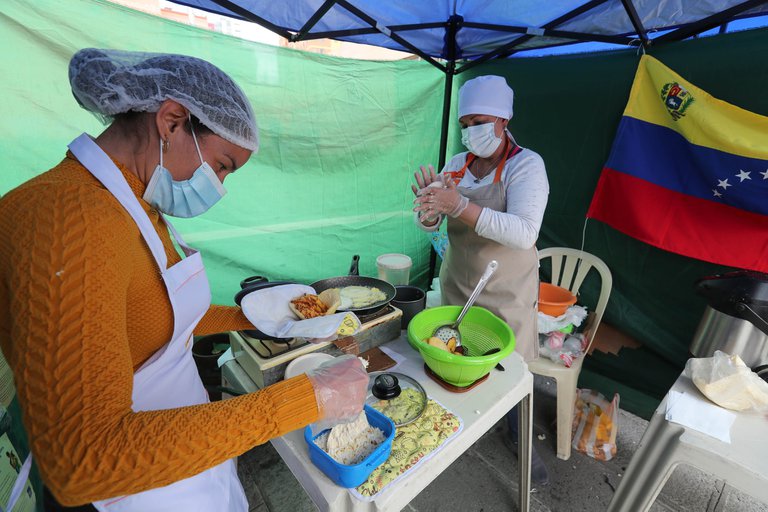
[240, 275, 267, 289]
[454, 260, 498, 327]
[349, 255, 360, 276]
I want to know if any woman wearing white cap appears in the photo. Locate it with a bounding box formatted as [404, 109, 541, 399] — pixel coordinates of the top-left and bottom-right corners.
[412, 75, 550, 484]
[0, 49, 367, 511]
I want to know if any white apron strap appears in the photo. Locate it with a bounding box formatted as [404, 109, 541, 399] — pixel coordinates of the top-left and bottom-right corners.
[68, 134, 168, 271]
[162, 214, 197, 257]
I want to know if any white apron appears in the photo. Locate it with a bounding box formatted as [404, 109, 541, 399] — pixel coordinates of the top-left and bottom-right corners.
[2, 134, 247, 512]
[440, 144, 540, 362]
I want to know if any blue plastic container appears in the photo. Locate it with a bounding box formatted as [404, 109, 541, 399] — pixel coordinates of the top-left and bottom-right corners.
[304, 405, 395, 488]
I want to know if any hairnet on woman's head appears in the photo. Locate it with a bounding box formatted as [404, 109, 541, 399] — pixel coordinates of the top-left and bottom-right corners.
[458, 75, 514, 120]
[69, 48, 259, 152]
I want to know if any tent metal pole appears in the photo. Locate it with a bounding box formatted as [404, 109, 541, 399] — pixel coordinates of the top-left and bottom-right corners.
[655, 0, 768, 43]
[429, 15, 461, 284]
[298, 22, 447, 41]
[334, 0, 447, 72]
[455, 0, 614, 73]
[428, 63, 453, 284]
[462, 22, 632, 45]
[619, 0, 649, 47]
[437, 69, 455, 172]
[205, 0, 294, 39]
[292, 0, 337, 42]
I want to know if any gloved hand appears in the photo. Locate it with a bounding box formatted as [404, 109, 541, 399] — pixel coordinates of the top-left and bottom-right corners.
[306, 355, 368, 426]
[411, 164, 442, 194]
[413, 177, 469, 219]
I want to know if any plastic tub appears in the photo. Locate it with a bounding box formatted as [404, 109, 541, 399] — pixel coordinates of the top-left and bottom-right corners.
[376, 253, 412, 286]
[304, 405, 395, 488]
[538, 282, 577, 317]
[407, 306, 515, 387]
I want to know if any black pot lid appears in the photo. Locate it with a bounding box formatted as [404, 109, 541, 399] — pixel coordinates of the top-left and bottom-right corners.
[365, 371, 427, 427]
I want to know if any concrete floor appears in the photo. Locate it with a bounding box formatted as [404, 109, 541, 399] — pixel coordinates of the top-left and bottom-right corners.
[237, 375, 768, 512]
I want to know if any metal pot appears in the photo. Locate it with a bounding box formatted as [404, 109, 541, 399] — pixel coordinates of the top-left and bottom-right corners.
[310, 255, 396, 316]
[690, 271, 768, 369]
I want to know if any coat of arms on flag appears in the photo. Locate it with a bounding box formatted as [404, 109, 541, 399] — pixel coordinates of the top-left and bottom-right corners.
[587, 55, 768, 273]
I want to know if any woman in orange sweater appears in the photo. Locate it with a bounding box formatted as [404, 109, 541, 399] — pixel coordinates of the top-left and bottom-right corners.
[0, 48, 367, 512]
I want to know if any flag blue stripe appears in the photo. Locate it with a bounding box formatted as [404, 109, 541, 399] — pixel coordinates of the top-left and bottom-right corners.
[606, 116, 768, 216]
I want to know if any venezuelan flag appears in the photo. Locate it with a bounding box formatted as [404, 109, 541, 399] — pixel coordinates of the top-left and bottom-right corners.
[587, 55, 768, 272]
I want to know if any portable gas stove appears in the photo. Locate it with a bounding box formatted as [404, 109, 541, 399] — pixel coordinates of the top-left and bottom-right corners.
[230, 305, 403, 388]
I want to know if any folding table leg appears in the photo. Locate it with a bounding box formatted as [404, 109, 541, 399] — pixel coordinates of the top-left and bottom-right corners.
[607, 416, 682, 512]
[517, 392, 532, 512]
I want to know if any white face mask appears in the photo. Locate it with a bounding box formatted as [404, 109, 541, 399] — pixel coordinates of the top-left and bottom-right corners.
[143, 121, 227, 218]
[461, 122, 502, 158]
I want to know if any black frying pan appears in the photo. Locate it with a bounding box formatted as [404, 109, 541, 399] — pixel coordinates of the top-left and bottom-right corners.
[310, 255, 396, 316]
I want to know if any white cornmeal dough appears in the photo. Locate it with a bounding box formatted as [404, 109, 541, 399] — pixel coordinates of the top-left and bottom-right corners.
[337, 286, 386, 310]
[324, 411, 385, 465]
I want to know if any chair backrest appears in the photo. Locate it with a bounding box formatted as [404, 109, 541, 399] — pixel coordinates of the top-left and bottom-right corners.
[538, 247, 612, 353]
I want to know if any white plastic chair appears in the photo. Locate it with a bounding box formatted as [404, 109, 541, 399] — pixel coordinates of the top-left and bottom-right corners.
[528, 247, 612, 460]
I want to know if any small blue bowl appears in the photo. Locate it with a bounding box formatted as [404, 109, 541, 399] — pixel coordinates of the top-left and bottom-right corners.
[304, 405, 395, 488]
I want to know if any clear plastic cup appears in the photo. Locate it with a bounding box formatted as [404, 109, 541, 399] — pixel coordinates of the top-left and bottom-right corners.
[376, 253, 412, 285]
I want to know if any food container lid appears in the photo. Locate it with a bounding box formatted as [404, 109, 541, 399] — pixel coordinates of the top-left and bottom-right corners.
[365, 371, 427, 427]
[376, 253, 412, 270]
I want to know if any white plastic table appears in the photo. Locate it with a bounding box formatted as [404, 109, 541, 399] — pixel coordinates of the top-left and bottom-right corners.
[256, 334, 534, 512]
[608, 372, 768, 511]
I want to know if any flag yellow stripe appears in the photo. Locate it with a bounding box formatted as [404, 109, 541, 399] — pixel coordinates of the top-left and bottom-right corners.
[624, 55, 768, 160]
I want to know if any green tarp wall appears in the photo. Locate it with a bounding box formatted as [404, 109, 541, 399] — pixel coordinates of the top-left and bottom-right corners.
[1, 0, 766, 463]
[2, 0, 451, 507]
[1, 0, 452, 300]
[467, 29, 768, 417]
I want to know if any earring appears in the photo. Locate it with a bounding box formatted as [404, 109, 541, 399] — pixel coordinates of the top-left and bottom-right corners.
[161, 138, 170, 152]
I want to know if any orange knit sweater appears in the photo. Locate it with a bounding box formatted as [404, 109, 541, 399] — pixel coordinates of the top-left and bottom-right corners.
[0, 153, 319, 506]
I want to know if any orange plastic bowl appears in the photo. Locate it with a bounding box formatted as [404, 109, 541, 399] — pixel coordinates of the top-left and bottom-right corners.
[538, 282, 577, 317]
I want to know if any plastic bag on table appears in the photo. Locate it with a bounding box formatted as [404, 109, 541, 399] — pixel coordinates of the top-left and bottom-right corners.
[572, 389, 619, 461]
[429, 221, 448, 260]
[537, 304, 588, 334]
[538, 332, 586, 368]
[685, 351, 768, 412]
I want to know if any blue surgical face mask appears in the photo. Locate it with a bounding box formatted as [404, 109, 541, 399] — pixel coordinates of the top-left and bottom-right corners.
[142, 122, 227, 218]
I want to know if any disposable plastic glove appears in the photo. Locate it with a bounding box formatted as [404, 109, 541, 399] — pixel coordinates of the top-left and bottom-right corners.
[412, 165, 445, 225]
[411, 164, 442, 193]
[413, 177, 469, 218]
[307, 355, 368, 429]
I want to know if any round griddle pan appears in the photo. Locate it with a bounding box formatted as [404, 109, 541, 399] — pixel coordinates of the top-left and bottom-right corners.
[310, 255, 396, 317]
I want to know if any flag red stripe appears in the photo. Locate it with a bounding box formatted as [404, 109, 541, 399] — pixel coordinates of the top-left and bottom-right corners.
[587, 168, 768, 272]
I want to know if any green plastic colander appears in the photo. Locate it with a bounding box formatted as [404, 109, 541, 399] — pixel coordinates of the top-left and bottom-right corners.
[407, 306, 516, 387]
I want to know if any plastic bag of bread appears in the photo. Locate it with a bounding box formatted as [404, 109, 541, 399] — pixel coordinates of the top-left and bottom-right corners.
[685, 351, 768, 412]
[289, 289, 341, 320]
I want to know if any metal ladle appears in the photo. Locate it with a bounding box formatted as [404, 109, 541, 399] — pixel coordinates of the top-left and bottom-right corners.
[433, 260, 499, 348]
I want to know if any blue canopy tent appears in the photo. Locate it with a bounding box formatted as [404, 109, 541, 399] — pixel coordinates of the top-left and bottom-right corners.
[171, 0, 768, 168]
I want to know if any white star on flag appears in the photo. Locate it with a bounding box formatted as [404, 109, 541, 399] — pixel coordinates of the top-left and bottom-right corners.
[712, 189, 722, 198]
[761, 169, 768, 180]
[735, 170, 751, 182]
[717, 178, 731, 190]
